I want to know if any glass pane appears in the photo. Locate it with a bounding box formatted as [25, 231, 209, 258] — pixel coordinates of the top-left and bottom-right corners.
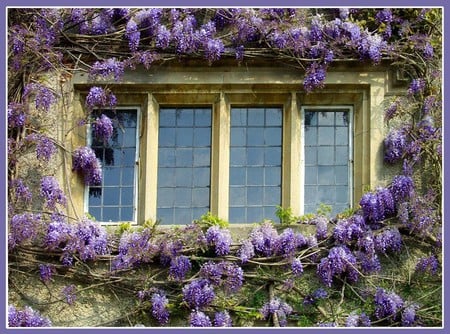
[159, 148, 176, 167]
[247, 207, 263, 222]
[158, 188, 174, 207]
[159, 128, 176, 146]
[305, 166, 318, 185]
[265, 147, 281, 165]
[304, 186, 317, 205]
[89, 207, 101, 221]
[265, 167, 281, 186]
[229, 187, 246, 206]
[231, 128, 246, 146]
[193, 167, 210, 187]
[231, 108, 247, 126]
[335, 166, 349, 185]
[304, 112, 317, 126]
[305, 127, 317, 144]
[122, 168, 135, 185]
[318, 166, 334, 185]
[230, 167, 246, 186]
[247, 187, 263, 205]
[230, 147, 246, 166]
[176, 148, 193, 167]
[121, 207, 134, 221]
[175, 188, 192, 207]
[247, 147, 264, 165]
[195, 108, 212, 126]
[265, 128, 282, 146]
[264, 186, 280, 205]
[104, 168, 120, 186]
[192, 188, 209, 207]
[335, 127, 349, 145]
[247, 108, 265, 126]
[123, 128, 136, 146]
[158, 208, 174, 224]
[177, 109, 194, 126]
[336, 186, 349, 204]
[335, 111, 349, 126]
[247, 167, 264, 185]
[176, 128, 193, 146]
[318, 127, 334, 146]
[318, 146, 334, 165]
[266, 108, 282, 126]
[103, 207, 120, 222]
[175, 168, 192, 187]
[318, 186, 335, 203]
[158, 168, 175, 187]
[193, 148, 210, 167]
[229, 207, 245, 223]
[121, 187, 134, 206]
[318, 112, 335, 126]
[193, 128, 211, 147]
[103, 187, 120, 205]
[247, 128, 264, 146]
[174, 208, 192, 224]
[335, 146, 349, 165]
[305, 146, 317, 165]
[88, 188, 102, 206]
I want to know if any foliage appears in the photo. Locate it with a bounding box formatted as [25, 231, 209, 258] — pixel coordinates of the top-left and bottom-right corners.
[7, 7, 442, 328]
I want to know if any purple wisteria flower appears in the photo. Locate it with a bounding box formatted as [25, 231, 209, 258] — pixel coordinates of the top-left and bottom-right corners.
[303, 288, 328, 305]
[125, 19, 140, 52]
[237, 239, 255, 263]
[277, 228, 298, 257]
[189, 310, 212, 327]
[85, 86, 117, 110]
[169, 255, 192, 281]
[374, 288, 404, 321]
[214, 311, 232, 327]
[204, 38, 225, 63]
[374, 228, 402, 254]
[303, 63, 327, 92]
[333, 215, 366, 244]
[249, 221, 279, 257]
[401, 303, 419, 326]
[92, 114, 114, 142]
[260, 298, 293, 327]
[423, 42, 434, 59]
[10, 178, 32, 203]
[62, 285, 76, 305]
[355, 250, 381, 274]
[408, 78, 426, 95]
[112, 228, 158, 270]
[415, 255, 439, 275]
[151, 291, 170, 325]
[375, 9, 394, 24]
[291, 257, 304, 277]
[8, 305, 52, 327]
[156, 25, 171, 49]
[36, 135, 57, 161]
[346, 311, 371, 327]
[40, 176, 67, 210]
[317, 245, 359, 287]
[312, 216, 329, 240]
[200, 261, 244, 293]
[39, 264, 55, 283]
[182, 278, 215, 309]
[72, 146, 102, 185]
[8, 213, 42, 250]
[384, 128, 408, 164]
[89, 58, 124, 81]
[390, 175, 414, 203]
[23, 83, 56, 111]
[205, 226, 232, 256]
[8, 103, 26, 128]
[384, 102, 398, 121]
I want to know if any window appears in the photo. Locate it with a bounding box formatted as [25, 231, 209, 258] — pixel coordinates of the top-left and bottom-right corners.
[86, 108, 140, 223]
[157, 107, 212, 225]
[229, 107, 282, 223]
[302, 107, 353, 216]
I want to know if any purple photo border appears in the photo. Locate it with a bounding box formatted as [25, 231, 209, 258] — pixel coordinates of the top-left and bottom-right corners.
[1, 1, 447, 333]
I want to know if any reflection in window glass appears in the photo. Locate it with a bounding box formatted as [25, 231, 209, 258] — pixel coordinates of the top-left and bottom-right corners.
[229, 107, 282, 223]
[157, 108, 212, 224]
[304, 109, 351, 216]
[88, 109, 138, 222]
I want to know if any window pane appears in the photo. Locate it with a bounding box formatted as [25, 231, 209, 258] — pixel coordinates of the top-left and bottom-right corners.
[303, 109, 351, 216]
[88, 109, 138, 223]
[229, 107, 282, 223]
[157, 107, 211, 224]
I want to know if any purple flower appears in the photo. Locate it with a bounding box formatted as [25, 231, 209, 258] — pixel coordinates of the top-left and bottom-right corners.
[277, 228, 298, 257]
[333, 215, 366, 244]
[89, 58, 124, 81]
[303, 63, 327, 92]
[415, 255, 439, 275]
[423, 42, 434, 59]
[374, 288, 404, 321]
[62, 284, 77, 305]
[376, 9, 394, 24]
[390, 175, 414, 203]
[169, 255, 192, 281]
[10, 178, 32, 203]
[92, 114, 113, 142]
[112, 228, 158, 270]
[346, 311, 371, 327]
[125, 19, 140, 52]
[189, 310, 212, 327]
[182, 278, 215, 309]
[8, 305, 52, 327]
[40, 176, 67, 210]
[39, 264, 54, 283]
[151, 291, 169, 325]
[156, 25, 171, 49]
[402, 303, 419, 326]
[408, 78, 426, 95]
[384, 102, 398, 121]
[355, 251, 381, 274]
[205, 226, 232, 256]
[313, 216, 329, 240]
[235, 45, 245, 61]
[317, 245, 359, 287]
[72, 146, 102, 186]
[291, 258, 304, 277]
[36, 135, 57, 161]
[214, 311, 232, 327]
[374, 228, 402, 254]
[237, 239, 255, 263]
[85, 86, 117, 110]
[23, 83, 56, 111]
[260, 298, 293, 327]
[8, 103, 26, 128]
[249, 221, 279, 257]
[384, 128, 408, 163]
[204, 38, 225, 63]
[303, 288, 328, 305]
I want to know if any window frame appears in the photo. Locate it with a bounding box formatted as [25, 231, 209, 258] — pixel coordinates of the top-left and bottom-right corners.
[84, 106, 141, 224]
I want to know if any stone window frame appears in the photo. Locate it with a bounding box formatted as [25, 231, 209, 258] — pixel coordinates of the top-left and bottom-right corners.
[70, 64, 390, 226]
